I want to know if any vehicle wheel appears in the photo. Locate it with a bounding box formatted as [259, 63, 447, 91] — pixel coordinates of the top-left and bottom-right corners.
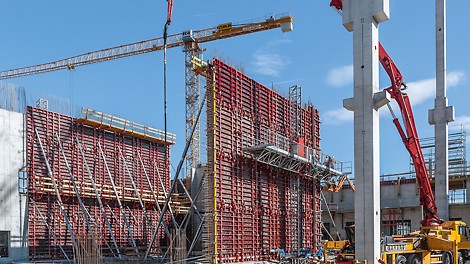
[396, 254, 407, 264]
[442, 252, 453, 264]
[407, 254, 422, 264]
[458, 252, 463, 264]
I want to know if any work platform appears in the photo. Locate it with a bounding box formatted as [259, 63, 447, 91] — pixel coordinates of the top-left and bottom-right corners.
[76, 107, 176, 145]
[243, 143, 345, 178]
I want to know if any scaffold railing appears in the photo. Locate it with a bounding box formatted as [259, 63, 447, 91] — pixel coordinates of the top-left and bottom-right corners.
[241, 129, 352, 175]
[76, 107, 176, 144]
[380, 165, 470, 182]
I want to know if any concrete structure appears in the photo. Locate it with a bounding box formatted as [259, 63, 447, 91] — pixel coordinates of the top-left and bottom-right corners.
[467, 180, 470, 203]
[322, 131, 470, 240]
[0, 108, 28, 263]
[428, 0, 454, 221]
[341, 0, 389, 262]
[322, 178, 470, 240]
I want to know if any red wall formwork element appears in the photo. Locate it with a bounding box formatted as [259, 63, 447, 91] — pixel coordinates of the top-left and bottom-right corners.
[26, 107, 171, 260]
[206, 59, 322, 263]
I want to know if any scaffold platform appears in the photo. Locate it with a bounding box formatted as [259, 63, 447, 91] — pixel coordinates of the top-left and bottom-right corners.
[243, 143, 345, 178]
[76, 107, 176, 145]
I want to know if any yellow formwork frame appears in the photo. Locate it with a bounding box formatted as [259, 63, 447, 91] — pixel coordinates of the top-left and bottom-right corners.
[210, 67, 218, 264]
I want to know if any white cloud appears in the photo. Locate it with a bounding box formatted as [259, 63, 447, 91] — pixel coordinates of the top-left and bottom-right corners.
[326, 65, 353, 87]
[252, 38, 291, 77]
[323, 108, 353, 125]
[404, 78, 435, 105]
[253, 51, 289, 76]
[447, 71, 465, 86]
[266, 38, 292, 47]
[383, 71, 466, 118]
[400, 70, 465, 106]
[450, 116, 470, 132]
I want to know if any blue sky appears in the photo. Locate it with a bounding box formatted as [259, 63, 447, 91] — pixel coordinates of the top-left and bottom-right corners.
[1, 1, 469, 176]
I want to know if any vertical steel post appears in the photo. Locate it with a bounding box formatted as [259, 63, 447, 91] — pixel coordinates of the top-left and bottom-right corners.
[210, 67, 218, 263]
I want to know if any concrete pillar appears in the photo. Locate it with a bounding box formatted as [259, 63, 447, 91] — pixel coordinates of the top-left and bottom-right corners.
[428, 0, 454, 221]
[466, 180, 470, 204]
[341, 0, 389, 262]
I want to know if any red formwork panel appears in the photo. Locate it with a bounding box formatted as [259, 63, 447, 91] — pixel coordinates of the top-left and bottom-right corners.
[26, 106, 171, 260]
[207, 59, 321, 263]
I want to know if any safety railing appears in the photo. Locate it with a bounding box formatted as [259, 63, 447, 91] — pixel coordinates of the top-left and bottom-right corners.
[242, 128, 352, 175]
[78, 107, 176, 144]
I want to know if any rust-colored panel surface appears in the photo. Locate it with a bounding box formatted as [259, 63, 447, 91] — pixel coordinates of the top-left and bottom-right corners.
[26, 106, 170, 260]
[206, 59, 321, 262]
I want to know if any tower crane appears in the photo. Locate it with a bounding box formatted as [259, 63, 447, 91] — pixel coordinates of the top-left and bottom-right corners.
[0, 14, 293, 178]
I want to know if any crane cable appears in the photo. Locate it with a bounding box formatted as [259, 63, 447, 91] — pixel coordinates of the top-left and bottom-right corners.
[163, 0, 175, 182]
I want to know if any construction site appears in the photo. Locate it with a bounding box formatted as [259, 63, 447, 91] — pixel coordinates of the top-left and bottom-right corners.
[0, 1, 469, 264]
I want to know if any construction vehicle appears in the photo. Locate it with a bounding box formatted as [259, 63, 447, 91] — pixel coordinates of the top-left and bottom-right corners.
[322, 174, 355, 192]
[324, 225, 355, 263]
[325, 1, 470, 263]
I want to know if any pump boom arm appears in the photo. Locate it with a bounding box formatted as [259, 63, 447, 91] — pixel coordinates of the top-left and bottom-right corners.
[379, 44, 441, 226]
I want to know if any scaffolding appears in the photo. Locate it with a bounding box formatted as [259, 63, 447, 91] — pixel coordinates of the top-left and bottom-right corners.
[419, 130, 468, 179]
[380, 130, 470, 203]
[184, 40, 204, 180]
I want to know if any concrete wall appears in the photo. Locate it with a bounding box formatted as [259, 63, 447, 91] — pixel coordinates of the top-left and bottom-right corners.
[0, 108, 28, 262]
[449, 204, 470, 223]
[380, 182, 420, 208]
[321, 181, 470, 239]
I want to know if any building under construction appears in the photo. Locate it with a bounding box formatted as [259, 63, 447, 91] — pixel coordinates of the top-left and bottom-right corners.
[321, 130, 470, 240]
[0, 57, 349, 263]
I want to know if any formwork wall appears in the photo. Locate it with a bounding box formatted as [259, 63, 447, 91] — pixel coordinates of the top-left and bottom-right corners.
[26, 107, 170, 260]
[205, 59, 321, 263]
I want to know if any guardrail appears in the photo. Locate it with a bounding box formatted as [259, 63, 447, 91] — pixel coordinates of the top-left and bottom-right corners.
[78, 107, 176, 144]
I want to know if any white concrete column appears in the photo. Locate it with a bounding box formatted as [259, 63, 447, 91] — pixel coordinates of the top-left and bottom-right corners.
[466, 180, 470, 204]
[341, 0, 389, 262]
[428, 0, 454, 221]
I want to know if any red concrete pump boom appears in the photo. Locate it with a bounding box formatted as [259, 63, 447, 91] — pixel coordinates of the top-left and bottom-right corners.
[379, 44, 442, 226]
[330, 0, 442, 227]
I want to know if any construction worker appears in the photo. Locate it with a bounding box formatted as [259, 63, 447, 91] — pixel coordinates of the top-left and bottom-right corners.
[324, 155, 330, 167]
[331, 156, 336, 169]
